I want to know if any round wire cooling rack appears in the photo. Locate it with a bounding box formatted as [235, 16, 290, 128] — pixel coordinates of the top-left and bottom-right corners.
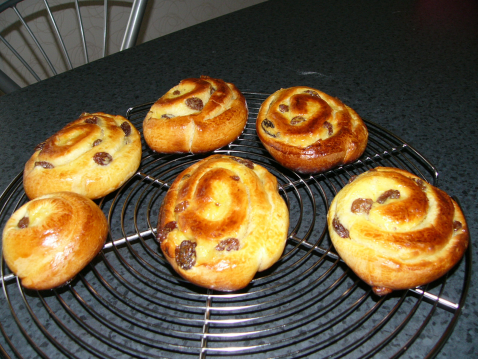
[0, 92, 471, 359]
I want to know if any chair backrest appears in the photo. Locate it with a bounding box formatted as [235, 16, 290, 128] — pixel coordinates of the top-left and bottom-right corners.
[0, 0, 148, 94]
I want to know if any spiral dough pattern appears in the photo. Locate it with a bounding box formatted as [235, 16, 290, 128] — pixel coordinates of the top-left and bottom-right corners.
[23, 112, 142, 199]
[143, 76, 248, 154]
[256, 86, 368, 174]
[327, 167, 469, 295]
[2, 192, 108, 290]
[157, 155, 289, 291]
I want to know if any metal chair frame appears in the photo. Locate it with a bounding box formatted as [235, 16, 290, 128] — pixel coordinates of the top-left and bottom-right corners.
[0, 0, 148, 93]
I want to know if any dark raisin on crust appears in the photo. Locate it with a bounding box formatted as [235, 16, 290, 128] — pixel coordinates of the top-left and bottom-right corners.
[262, 118, 275, 128]
[176, 240, 197, 270]
[323, 121, 333, 136]
[92, 139, 102, 147]
[120, 122, 131, 136]
[186, 97, 204, 111]
[216, 238, 240, 251]
[332, 217, 349, 238]
[303, 90, 321, 98]
[34, 142, 46, 152]
[231, 157, 254, 169]
[413, 178, 427, 191]
[161, 114, 175, 119]
[157, 221, 177, 243]
[174, 201, 189, 213]
[377, 190, 401, 204]
[231, 175, 240, 181]
[351, 198, 373, 214]
[291, 116, 306, 125]
[93, 152, 113, 166]
[84, 116, 98, 124]
[210, 87, 216, 95]
[35, 161, 54, 169]
[348, 175, 358, 184]
[173, 90, 180, 95]
[261, 120, 278, 138]
[279, 104, 289, 113]
[372, 286, 393, 296]
[453, 220, 463, 232]
[17, 216, 29, 229]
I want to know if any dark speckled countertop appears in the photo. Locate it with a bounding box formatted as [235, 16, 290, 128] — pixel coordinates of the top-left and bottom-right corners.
[1, 0, 477, 357]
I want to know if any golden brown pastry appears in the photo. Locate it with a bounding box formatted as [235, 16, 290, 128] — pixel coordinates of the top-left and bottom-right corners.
[23, 112, 142, 200]
[327, 167, 469, 295]
[256, 86, 368, 174]
[2, 192, 108, 290]
[143, 76, 248, 154]
[157, 154, 289, 291]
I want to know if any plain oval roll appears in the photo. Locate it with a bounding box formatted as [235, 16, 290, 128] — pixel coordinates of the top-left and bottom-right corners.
[2, 192, 109, 290]
[143, 76, 248, 154]
[327, 167, 469, 296]
[23, 112, 142, 200]
[156, 154, 289, 291]
[256, 86, 368, 174]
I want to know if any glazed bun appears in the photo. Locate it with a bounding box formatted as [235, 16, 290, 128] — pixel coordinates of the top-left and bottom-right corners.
[256, 86, 368, 174]
[157, 155, 289, 291]
[327, 167, 469, 295]
[143, 76, 248, 154]
[23, 112, 142, 200]
[2, 192, 108, 290]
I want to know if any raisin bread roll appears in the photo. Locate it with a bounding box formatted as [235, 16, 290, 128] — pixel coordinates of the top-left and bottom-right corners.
[256, 87, 368, 174]
[327, 167, 469, 296]
[143, 76, 248, 154]
[157, 155, 289, 291]
[2, 192, 108, 290]
[23, 112, 142, 199]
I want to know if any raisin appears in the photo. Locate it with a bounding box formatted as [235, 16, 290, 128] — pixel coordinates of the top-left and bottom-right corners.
[120, 122, 131, 136]
[17, 216, 29, 229]
[92, 139, 102, 147]
[186, 97, 204, 111]
[176, 240, 197, 270]
[303, 90, 320, 98]
[84, 116, 98, 124]
[34, 142, 46, 152]
[377, 190, 400, 204]
[351, 198, 373, 214]
[161, 114, 175, 119]
[232, 157, 254, 169]
[348, 175, 358, 184]
[156, 221, 177, 243]
[291, 116, 306, 125]
[332, 217, 349, 238]
[173, 90, 180, 95]
[413, 178, 427, 191]
[279, 104, 289, 113]
[210, 87, 216, 95]
[231, 175, 240, 181]
[323, 121, 333, 136]
[262, 119, 275, 128]
[453, 221, 463, 232]
[93, 152, 113, 166]
[216, 238, 240, 251]
[174, 201, 189, 213]
[35, 161, 54, 169]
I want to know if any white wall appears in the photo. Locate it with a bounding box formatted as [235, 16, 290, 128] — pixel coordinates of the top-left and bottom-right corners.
[0, 0, 265, 89]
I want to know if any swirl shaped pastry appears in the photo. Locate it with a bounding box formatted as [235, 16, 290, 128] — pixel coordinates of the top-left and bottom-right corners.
[256, 86, 368, 174]
[23, 112, 142, 199]
[143, 76, 248, 154]
[327, 167, 469, 295]
[157, 154, 289, 291]
[2, 192, 108, 290]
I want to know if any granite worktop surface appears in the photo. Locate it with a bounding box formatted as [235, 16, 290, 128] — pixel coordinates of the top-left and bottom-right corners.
[1, 0, 477, 357]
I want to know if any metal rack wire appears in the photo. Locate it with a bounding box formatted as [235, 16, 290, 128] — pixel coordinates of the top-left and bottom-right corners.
[0, 92, 471, 358]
